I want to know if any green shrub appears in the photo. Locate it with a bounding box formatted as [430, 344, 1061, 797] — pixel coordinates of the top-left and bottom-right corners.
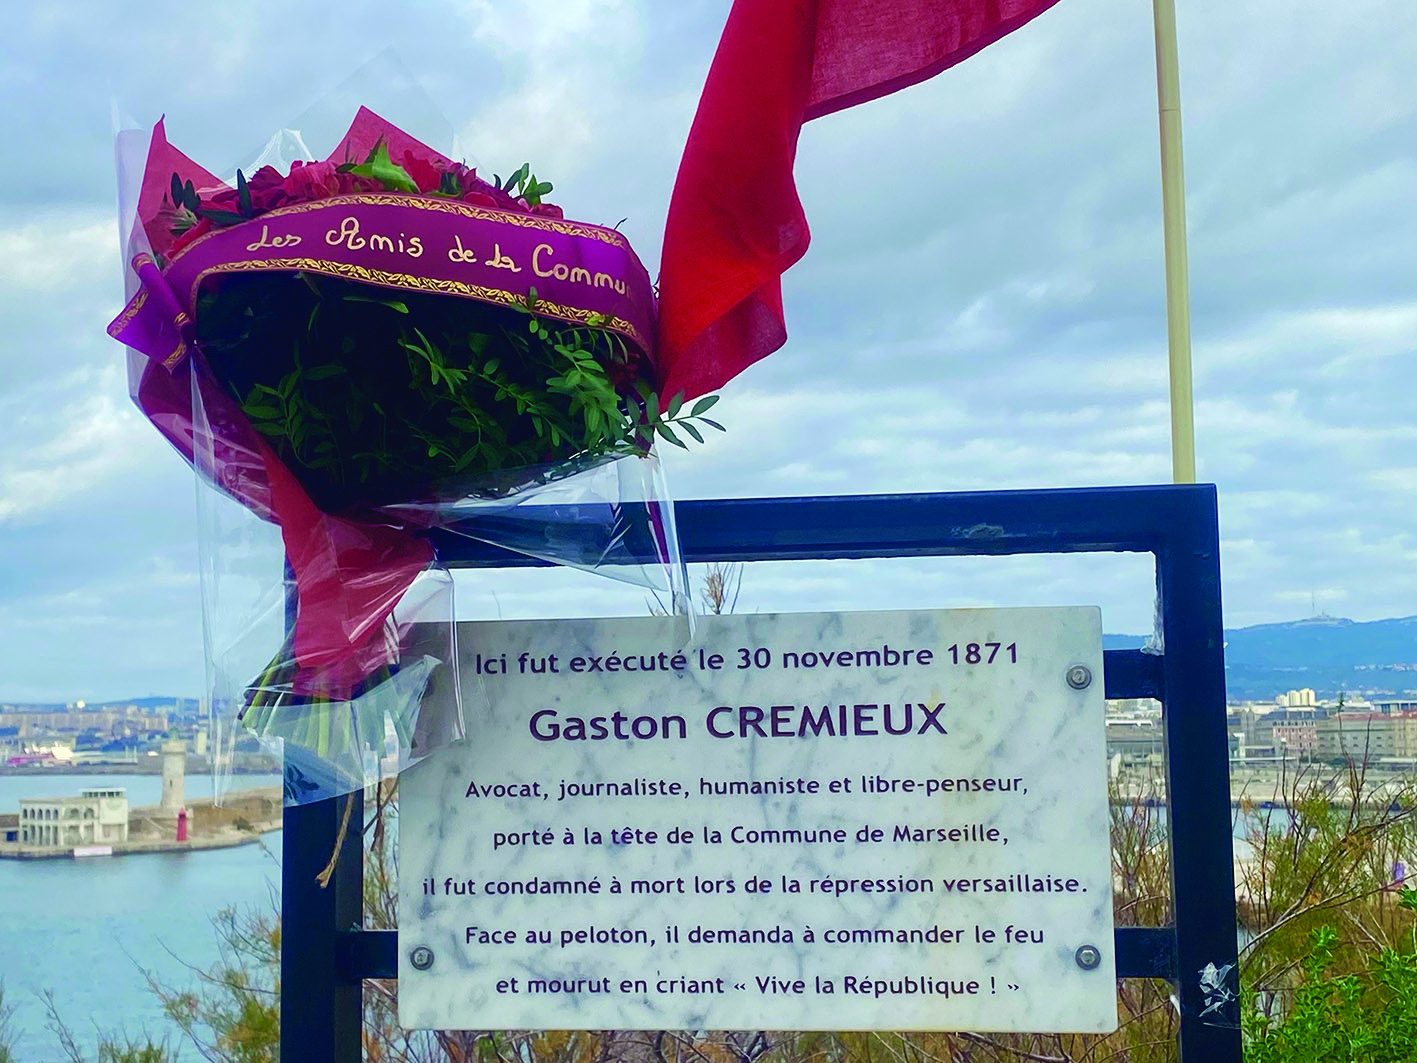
[1247, 895, 1417, 1063]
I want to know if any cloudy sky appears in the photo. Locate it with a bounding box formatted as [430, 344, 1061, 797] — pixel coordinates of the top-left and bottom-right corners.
[0, 0, 1412, 702]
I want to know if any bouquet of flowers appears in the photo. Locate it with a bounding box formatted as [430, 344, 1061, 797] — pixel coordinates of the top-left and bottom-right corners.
[109, 109, 712, 801]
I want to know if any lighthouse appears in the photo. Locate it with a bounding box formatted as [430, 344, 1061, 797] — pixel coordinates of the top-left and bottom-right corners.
[160, 738, 186, 833]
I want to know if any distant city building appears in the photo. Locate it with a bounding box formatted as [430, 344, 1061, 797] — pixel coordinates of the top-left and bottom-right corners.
[1276, 688, 1318, 708]
[1373, 698, 1417, 714]
[1104, 699, 1164, 764]
[1259, 708, 1324, 751]
[1315, 713, 1417, 763]
[1271, 717, 1320, 756]
[18, 789, 129, 848]
[0, 709, 168, 737]
[1105, 718, 1163, 763]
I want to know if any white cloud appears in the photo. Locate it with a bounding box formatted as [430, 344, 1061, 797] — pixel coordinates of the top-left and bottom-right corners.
[1198, 303, 1417, 379]
[0, 215, 112, 293]
[454, 0, 649, 182]
[0, 365, 155, 525]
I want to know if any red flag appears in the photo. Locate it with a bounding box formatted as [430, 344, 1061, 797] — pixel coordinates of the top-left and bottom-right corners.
[656, 0, 1063, 400]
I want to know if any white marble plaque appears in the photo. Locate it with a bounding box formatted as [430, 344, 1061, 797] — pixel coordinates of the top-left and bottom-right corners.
[399, 607, 1116, 1032]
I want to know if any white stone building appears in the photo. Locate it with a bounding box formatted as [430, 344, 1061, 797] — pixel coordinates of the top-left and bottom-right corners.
[19, 788, 129, 847]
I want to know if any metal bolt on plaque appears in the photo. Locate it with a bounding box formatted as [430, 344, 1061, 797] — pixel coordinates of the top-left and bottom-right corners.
[1066, 664, 1093, 690]
[1075, 944, 1102, 970]
[409, 946, 435, 971]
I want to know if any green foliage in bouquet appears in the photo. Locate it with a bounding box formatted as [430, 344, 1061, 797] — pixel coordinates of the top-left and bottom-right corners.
[196, 272, 721, 511]
[492, 162, 553, 206]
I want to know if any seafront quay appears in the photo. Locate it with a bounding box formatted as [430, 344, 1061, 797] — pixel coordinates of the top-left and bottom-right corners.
[0, 742, 281, 859]
[0, 783, 282, 859]
[1113, 762, 1416, 809]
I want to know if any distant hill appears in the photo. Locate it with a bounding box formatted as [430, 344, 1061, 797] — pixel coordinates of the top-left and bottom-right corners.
[0, 696, 197, 713]
[94, 696, 195, 710]
[1105, 615, 1417, 700]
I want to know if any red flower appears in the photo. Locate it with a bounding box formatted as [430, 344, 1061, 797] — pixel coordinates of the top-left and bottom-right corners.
[246, 166, 291, 211]
[208, 165, 291, 215]
[170, 217, 213, 255]
[182, 149, 562, 234]
[486, 185, 523, 212]
[460, 190, 503, 209]
[282, 160, 341, 201]
[443, 161, 479, 189]
[401, 151, 442, 194]
[333, 170, 382, 196]
[442, 163, 521, 212]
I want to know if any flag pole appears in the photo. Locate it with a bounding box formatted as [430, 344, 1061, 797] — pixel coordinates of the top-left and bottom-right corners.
[1152, 0, 1196, 483]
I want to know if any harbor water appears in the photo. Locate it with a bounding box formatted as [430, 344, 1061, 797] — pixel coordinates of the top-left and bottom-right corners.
[0, 774, 283, 1062]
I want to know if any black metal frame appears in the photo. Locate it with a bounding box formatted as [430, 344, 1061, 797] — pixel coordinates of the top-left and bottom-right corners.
[281, 483, 1241, 1060]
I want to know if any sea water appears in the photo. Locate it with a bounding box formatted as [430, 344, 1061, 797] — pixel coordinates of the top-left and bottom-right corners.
[0, 774, 283, 1062]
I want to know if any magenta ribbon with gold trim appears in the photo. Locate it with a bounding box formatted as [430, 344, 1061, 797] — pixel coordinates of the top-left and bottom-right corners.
[110, 194, 655, 373]
[108, 112, 658, 702]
